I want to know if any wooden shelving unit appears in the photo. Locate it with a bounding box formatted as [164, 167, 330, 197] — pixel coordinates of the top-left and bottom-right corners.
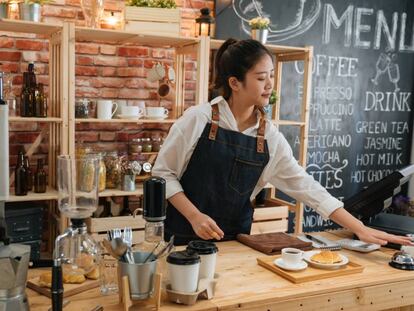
[208, 39, 313, 235]
[7, 188, 59, 202]
[75, 118, 176, 124]
[9, 117, 63, 123]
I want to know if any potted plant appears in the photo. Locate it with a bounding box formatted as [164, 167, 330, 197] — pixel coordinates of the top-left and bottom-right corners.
[124, 0, 180, 36]
[19, 0, 53, 22]
[264, 89, 278, 119]
[0, 0, 10, 19]
[249, 16, 270, 44]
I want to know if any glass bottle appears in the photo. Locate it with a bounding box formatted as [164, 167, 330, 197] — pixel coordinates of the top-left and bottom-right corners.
[99, 198, 113, 218]
[15, 150, 27, 196]
[97, 153, 106, 192]
[20, 73, 32, 117]
[119, 196, 132, 216]
[34, 158, 47, 193]
[24, 156, 33, 192]
[34, 83, 47, 117]
[104, 152, 121, 189]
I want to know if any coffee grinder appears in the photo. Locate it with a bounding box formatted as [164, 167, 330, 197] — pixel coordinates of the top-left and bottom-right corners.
[0, 72, 31, 311]
[52, 155, 100, 311]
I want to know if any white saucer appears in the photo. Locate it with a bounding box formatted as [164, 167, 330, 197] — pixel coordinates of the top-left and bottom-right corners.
[117, 114, 142, 120]
[273, 258, 308, 271]
[145, 115, 168, 120]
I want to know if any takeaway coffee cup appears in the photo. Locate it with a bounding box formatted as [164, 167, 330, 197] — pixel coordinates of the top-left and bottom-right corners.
[187, 240, 218, 280]
[146, 107, 169, 119]
[281, 248, 304, 267]
[167, 250, 200, 293]
[97, 100, 118, 120]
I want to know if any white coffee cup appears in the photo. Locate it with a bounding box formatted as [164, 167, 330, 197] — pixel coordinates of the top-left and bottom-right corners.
[147, 63, 165, 82]
[146, 107, 169, 118]
[97, 100, 118, 120]
[281, 248, 304, 267]
[167, 250, 200, 293]
[187, 240, 218, 280]
[120, 105, 143, 117]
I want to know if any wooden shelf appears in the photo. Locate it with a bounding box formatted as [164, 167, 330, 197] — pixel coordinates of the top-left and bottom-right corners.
[141, 152, 158, 155]
[9, 116, 63, 123]
[0, 18, 61, 35]
[75, 26, 199, 47]
[88, 214, 146, 233]
[7, 188, 58, 202]
[99, 185, 143, 198]
[75, 118, 176, 124]
[210, 39, 310, 54]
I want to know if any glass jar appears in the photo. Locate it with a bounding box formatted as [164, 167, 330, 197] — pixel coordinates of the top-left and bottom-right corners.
[97, 153, 106, 192]
[151, 137, 162, 152]
[104, 152, 121, 189]
[75, 99, 89, 118]
[142, 138, 152, 153]
[129, 138, 143, 154]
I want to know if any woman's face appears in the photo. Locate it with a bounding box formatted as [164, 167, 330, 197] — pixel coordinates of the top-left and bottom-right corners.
[237, 54, 274, 107]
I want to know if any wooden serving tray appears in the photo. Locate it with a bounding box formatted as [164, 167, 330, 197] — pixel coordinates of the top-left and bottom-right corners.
[27, 276, 100, 298]
[257, 255, 364, 284]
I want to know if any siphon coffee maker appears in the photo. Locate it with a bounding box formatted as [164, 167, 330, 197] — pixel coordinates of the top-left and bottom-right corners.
[52, 155, 100, 311]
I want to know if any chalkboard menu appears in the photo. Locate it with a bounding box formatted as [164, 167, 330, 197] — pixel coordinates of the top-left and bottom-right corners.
[215, 0, 414, 231]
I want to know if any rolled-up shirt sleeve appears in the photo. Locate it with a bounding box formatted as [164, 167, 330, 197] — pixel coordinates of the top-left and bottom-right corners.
[266, 132, 343, 219]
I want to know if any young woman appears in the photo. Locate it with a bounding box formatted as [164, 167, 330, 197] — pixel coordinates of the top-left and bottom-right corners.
[153, 38, 414, 246]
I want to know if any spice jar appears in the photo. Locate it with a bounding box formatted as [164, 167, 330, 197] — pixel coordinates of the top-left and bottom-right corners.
[142, 138, 152, 153]
[97, 153, 106, 192]
[104, 152, 122, 189]
[129, 138, 143, 154]
[151, 137, 162, 152]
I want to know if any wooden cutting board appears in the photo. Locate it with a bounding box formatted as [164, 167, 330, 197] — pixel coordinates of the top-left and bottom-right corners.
[27, 276, 100, 298]
[257, 255, 364, 284]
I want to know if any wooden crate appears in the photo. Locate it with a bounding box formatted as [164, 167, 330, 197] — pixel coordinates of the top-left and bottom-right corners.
[251, 199, 289, 234]
[124, 7, 181, 36]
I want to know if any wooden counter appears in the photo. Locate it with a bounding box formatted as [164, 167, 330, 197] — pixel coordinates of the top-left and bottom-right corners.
[27, 231, 414, 311]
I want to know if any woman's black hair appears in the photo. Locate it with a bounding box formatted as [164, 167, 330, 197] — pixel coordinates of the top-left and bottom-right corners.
[212, 38, 273, 100]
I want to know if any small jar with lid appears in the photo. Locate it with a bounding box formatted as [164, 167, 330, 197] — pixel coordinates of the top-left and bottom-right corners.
[129, 138, 143, 154]
[104, 152, 122, 189]
[97, 153, 106, 192]
[75, 99, 89, 118]
[142, 138, 152, 153]
[151, 137, 162, 152]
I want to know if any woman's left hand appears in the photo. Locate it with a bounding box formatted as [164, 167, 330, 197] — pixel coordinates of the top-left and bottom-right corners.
[355, 226, 414, 246]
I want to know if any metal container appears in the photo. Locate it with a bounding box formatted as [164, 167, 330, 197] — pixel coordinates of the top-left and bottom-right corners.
[118, 252, 157, 300]
[0, 3, 9, 19]
[251, 28, 268, 44]
[18, 3, 41, 22]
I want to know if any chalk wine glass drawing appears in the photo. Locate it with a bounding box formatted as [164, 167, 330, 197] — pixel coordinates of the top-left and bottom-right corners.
[371, 52, 400, 92]
[232, 0, 321, 43]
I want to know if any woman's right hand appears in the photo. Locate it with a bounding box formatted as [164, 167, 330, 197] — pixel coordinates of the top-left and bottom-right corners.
[189, 211, 225, 241]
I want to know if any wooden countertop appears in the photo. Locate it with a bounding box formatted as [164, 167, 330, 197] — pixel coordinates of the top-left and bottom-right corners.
[27, 231, 414, 311]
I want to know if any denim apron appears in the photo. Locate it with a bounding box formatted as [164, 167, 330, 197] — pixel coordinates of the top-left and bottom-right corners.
[165, 102, 270, 245]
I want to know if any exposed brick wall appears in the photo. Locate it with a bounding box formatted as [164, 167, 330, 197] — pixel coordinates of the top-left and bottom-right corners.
[3, 0, 214, 175]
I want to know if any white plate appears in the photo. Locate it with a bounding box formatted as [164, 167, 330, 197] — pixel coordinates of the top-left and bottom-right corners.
[273, 258, 308, 271]
[145, 115, 168, 120]
[117, 114, 141, 120]
[303, 250, 349, 269]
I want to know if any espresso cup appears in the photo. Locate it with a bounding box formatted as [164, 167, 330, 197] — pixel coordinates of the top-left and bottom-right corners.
[146, 107, 169, 119]
[97, 100, 118, 120]
[147, 63, 165, 82]
[120, 105, 143, 117]
[281, 248, 304, 267]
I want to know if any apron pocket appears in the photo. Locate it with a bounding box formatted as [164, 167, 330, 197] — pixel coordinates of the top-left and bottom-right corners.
[229, 158, 263, 195]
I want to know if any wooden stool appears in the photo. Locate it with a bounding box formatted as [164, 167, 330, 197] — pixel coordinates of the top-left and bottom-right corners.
[119, 273, 162, 311]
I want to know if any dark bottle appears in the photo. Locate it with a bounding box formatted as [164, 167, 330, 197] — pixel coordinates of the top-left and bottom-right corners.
[24, 156, 33, 192]
[34, 158, 47, 193]
[119, 196, 132, 216]
[34, 83, 47, 117]
[0, 72, 5, 105]
[99, 198, 113, 218]
[20, 73, 33, 117]
[15, 150, 27, 196]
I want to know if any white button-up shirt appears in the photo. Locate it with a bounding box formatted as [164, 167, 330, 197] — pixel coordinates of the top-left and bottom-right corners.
[153, 96, 343, 219]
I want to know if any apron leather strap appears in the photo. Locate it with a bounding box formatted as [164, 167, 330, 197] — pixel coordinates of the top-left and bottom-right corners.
[209, 103, 220, 140]
[256, 108, 266, 153]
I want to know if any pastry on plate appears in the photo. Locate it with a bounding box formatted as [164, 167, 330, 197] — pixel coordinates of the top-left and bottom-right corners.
[85, 267, 99, 280]
[310, 250, 342, 264]
[38, 271, 52, 288]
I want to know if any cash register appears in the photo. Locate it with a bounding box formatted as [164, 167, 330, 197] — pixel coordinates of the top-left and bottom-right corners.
[344, 165, 414, 249]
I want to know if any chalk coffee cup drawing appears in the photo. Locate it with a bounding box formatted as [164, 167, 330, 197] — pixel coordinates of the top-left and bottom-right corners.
[187, 240, 218, 280]
[97, 100, 118, 120]
[167, 250, 200, 293]
[146, 107, 169, 119]
[120, 105, 144, 117]
[281, 248, 304, 267]
[147, 63, 165, 82]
